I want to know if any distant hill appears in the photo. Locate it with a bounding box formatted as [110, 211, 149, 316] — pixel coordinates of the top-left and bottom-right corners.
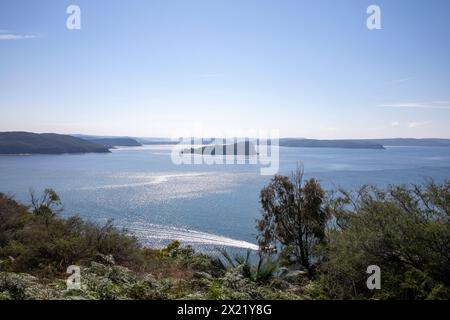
[72, 135, 142, 147]
[141, 138, 450, 149]
[361, 138, 450, 147]
[278, 138, 450, 149]
[0, 132, 110, 155]
[85, 138, 142, 148]
[279, 139, 385, 149]
[135, 137, 178, 145]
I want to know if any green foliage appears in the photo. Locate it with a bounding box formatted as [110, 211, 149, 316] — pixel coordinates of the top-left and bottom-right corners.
[206, 281, 228, 300]
[30, 188, 62, 218]
[217, 249, 278, 285]
[320, 181, 450, 300]
[158, 240, 181, 259]
[255, 256, 278, 284]
[257, 166, 328, 272]
[0, 191, 143, 275]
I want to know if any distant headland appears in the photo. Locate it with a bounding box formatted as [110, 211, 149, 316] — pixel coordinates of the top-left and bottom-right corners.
[0, 132, 110, 155]
[279, 139, 385, 149]
[73, 135, 142, 148]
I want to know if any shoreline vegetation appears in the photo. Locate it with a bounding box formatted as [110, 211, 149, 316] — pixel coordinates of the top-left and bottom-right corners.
[0, 170, 448, 300]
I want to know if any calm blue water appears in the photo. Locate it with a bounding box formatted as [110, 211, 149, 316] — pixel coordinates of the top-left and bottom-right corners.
[1, 145, 449, 251]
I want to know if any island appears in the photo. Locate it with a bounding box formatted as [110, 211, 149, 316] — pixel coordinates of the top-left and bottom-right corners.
[181, 141, 258, 156]
[0, 132, 110, 155]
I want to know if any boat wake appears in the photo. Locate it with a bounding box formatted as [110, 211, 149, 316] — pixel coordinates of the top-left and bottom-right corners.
[127, 222, 259, 250]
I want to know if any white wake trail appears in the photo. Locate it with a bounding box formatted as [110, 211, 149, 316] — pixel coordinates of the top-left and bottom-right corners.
[129, 223, 259, 250]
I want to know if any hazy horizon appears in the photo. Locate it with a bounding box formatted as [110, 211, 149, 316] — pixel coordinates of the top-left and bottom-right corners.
[4, 130, 450, 141]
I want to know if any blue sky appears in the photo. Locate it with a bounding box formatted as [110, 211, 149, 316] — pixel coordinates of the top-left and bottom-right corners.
[1, 0, 450, 138]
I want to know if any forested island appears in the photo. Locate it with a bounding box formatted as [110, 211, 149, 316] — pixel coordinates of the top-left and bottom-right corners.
[181, 141, 258, 156]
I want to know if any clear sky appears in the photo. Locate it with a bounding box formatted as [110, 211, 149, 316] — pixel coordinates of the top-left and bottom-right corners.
[1, 0, 450, 138]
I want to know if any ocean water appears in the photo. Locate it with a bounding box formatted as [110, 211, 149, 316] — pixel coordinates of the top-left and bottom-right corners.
[1, 145, 449, 251]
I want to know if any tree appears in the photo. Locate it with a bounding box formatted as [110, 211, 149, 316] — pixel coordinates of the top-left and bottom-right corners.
[30, 188, 63, 218]
[257, 167, 328, 272]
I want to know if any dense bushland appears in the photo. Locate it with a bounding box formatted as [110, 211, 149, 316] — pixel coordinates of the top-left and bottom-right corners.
[257, 168, 449, 300]
[321, 181, 450, 299]
[0, 189, 142, 275]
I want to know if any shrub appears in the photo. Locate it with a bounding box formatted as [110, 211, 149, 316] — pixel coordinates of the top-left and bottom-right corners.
[321, 181, 450, 299]
[0, 192, 142, 276]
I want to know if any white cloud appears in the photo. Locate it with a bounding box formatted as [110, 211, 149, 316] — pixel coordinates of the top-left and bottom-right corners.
[408, 121, 431, 128]
[379, 101, 450, 109]
[390, 121, 399, 127]
[0, 33, 38, 41]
